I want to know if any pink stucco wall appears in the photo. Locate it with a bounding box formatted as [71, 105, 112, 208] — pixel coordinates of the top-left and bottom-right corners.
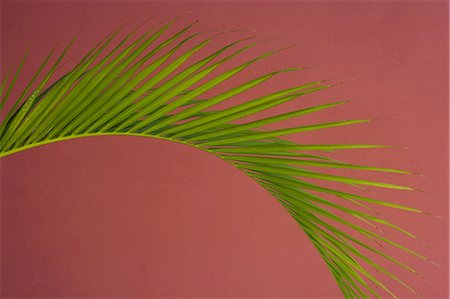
[1, 1, 448, 298]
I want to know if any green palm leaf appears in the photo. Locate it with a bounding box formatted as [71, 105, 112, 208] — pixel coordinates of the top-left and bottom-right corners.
[0, 20, 424, 298]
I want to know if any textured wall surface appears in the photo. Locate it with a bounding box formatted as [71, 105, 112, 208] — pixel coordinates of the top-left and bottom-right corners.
[1, 1, 448, 298]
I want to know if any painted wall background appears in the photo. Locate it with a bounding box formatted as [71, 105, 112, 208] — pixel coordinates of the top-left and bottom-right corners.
[0, 0, 448, 298]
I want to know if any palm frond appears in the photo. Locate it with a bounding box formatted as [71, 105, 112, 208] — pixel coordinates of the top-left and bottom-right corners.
[0, 19, 424, 298]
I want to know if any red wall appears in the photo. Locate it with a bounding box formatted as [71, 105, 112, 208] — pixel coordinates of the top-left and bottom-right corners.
[1, 1, 448, 298]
